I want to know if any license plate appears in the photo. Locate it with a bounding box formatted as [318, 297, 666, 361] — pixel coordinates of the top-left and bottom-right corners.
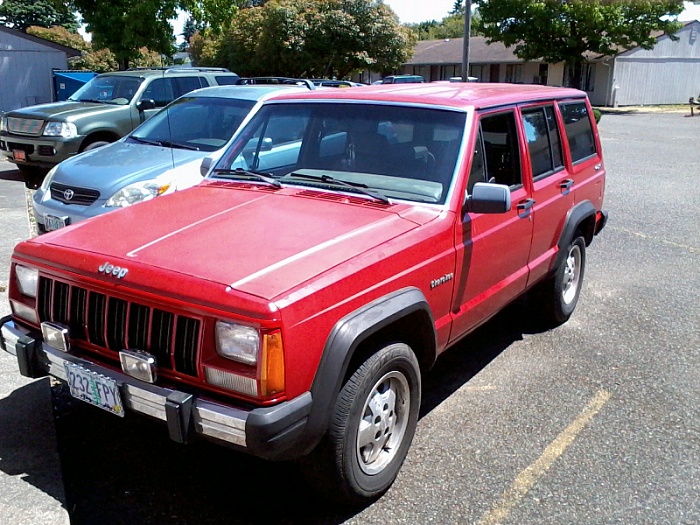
[44, 214, 68, 231]
[64, 362, 125, 417]
[12, 149, 26, 162]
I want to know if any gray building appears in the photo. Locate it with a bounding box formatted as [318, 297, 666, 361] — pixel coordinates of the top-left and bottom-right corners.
[399, 20, 700, 106]
[0, 25, 82, 113]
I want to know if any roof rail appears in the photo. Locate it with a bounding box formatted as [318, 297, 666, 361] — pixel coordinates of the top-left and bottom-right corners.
[125, 67, 232, 73]
[235, 77, 315, 90]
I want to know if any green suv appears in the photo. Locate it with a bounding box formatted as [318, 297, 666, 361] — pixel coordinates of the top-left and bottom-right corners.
[0, 67, 239, 182]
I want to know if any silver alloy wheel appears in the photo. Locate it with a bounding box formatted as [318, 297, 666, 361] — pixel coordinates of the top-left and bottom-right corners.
[562, 243, 582, 305]
[356, 371, 410, 475]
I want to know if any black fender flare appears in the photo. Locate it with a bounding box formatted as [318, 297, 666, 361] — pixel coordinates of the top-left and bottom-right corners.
[306, 287, 436, 452]
[553, 200, 596, 273]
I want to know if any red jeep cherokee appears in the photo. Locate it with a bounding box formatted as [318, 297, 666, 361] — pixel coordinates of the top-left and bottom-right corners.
[1, 83, 607, 504]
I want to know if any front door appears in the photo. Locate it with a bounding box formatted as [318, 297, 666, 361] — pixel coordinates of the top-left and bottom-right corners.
[450, 110, 533, 340]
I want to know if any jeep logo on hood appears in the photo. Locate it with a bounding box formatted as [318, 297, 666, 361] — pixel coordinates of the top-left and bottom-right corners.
[98, 262, 128, 279]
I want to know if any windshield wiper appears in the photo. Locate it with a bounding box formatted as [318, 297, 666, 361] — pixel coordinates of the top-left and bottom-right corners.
[75, 98, 107, 104]
[287, 172, 390, 204]
[129, 136, 162, 146]
[158, 140, 200, 151]
[211, 167, 281, 188]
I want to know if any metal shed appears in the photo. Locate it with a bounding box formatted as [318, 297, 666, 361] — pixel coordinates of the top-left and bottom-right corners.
[0, 25, 82, 113]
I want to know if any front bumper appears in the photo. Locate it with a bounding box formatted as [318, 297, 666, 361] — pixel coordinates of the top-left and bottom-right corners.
[0, 133, 82, 168]
[0, 317, 313, 458]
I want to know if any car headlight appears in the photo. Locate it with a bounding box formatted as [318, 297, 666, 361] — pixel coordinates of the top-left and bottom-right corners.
[15, 265, 39, 298]
[215, 321, 259, 365]
[0, 116, 7, 132]
[104, 179, 172, 208]
[39, 165, 58, 194]
[43, 121, 78, 138]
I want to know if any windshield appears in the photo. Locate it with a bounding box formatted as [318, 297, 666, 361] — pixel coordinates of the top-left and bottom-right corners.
[211, 102, 466, 204]
[128, 96, 256, 153]
[69, 75, 144, 105]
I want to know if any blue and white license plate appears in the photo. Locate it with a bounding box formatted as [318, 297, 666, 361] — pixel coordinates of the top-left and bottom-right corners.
[64, 362, 125, 417]
[44, 214, 68, 231]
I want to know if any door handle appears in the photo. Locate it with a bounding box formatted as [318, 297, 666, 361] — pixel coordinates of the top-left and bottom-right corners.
[560, 178, 574, 194]
[517, 198, 535, 217]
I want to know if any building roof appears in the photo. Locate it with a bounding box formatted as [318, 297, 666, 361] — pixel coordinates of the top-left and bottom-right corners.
[407, 36, 524, 66]
[0, 25, 82, 57]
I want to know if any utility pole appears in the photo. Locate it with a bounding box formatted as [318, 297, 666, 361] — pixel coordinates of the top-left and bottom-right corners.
[461, 0, 472, 82]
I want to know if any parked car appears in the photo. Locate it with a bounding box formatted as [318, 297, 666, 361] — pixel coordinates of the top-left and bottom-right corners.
[0, 67, 239, 185]
[381, 74, 425, 84]
[1, 82, 607, 505]
[32, 84, 309, 233]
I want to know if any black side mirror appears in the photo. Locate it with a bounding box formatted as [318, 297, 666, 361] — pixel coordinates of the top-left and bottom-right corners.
[200, 156, 214, 177]
[136, 99, 156, 111]
[465, 182, 511, 214]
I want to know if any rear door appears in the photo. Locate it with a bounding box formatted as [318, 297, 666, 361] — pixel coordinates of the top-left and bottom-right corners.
[519, 103, 575, 285]
[450, 109, 533, 339]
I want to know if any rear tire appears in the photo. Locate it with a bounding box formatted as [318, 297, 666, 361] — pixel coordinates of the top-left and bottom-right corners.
[537, 235, 586, 324]
[301, 343, 421, 505]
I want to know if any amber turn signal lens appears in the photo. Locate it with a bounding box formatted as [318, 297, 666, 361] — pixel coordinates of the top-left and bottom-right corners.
[260, 331, 284, 396]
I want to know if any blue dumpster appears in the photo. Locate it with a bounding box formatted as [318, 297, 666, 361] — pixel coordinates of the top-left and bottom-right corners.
[53, 70, 98, 101]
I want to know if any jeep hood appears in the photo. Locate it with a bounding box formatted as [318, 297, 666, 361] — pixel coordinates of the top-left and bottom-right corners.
[7, 101, 125, 121]
[30, 183, 431, 300]
[51, 140, 205, 193]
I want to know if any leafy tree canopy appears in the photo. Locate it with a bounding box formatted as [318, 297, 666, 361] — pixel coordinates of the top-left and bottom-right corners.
[192, 0, 415, 78]
[0, 0, 79, 32]
[179, 0, 250, 35]
[27, 25, 90, 52]
[476, 0, 684, 88]
[68, 0, 178, 69]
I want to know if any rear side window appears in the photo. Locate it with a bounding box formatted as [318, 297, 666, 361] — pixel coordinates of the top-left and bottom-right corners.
[559, 101, 597, 163]
[174, 76, 206, 97]
[214, 75, 239, 85]
[521, 105, 564, 179]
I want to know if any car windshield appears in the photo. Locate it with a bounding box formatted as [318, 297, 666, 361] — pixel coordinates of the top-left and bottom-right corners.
[128, 96, 257, 153]
[69, 75, 144, 105]
[211, 102, 466, 205]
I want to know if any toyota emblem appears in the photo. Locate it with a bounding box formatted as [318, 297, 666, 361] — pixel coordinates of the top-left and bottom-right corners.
[63, 189, 74, 200]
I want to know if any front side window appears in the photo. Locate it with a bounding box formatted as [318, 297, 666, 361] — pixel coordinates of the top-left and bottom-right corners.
[69, 75, 144, 105]
[559, 101, 597, 163]
[213, 103, 466, 205]
[129, 96, 256, 152]
[478, 111, 522, 188]
[521, 105, 563, 179]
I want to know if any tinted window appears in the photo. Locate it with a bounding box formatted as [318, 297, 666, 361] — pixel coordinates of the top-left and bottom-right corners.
[174, 77, 206, 97]
[130, 96, 256, 152]
[215, 75, 240, 85]
[559, 102, 597, 163]
[522, 105, 563, 179]
[140, 78, 174, 107]
[215, 103, 466, 204]
[479, 112, 522, 188]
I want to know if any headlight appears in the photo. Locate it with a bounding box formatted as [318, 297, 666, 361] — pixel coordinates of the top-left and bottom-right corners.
[215, 321, 259, 365]
[0, 116, 7, 132]
[15, 265, 39, 298]
[43, 121, 78, 138]
[39, 165, 58, 194]
[104, 179, 171, 208]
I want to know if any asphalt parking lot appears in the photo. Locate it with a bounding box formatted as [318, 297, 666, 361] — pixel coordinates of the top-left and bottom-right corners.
[0, 111, 698, 524]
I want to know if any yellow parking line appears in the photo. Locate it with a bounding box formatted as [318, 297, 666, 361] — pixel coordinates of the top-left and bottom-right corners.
[476, 389, 612, 525]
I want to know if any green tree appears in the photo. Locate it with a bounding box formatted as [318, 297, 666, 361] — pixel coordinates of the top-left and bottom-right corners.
[476, 0, 684, 89]
[408, 2, 481, 41]
[26, 25, 90, 52]
[69, 0, 178, 70]
[205, 0, 415, 78]
[180, 0, 249, 35]
[0, 0, 79, 32]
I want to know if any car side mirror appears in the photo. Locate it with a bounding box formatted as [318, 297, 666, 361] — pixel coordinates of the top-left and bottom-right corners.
[136, 99, 156, 111]
[465, 182, 511, 214]
[200, 155, 214, 177]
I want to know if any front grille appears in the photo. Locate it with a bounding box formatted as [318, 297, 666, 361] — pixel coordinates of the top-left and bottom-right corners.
[38, 276, 201, 377]
[50, 182, 100, 205]
[7, 117, 44, 136]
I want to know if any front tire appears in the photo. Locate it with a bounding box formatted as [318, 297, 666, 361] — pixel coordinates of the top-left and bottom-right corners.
[302, 343, 421, 505]
[82, 140, 110, 152]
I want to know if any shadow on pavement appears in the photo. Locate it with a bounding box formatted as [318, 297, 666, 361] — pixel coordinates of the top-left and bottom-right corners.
[0, 378, 67, 505]
[0, 167, 23, 183]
